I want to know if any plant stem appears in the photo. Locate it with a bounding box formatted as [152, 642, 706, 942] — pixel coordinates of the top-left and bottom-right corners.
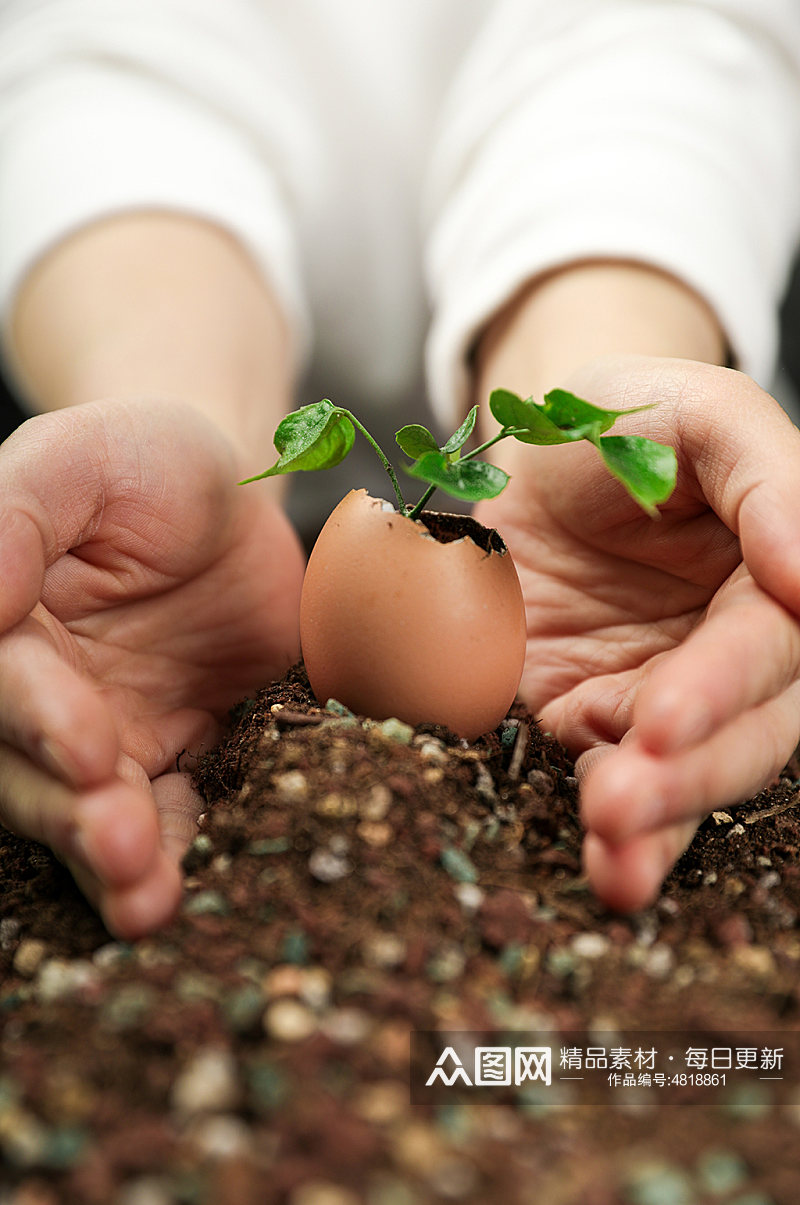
[341, 409, 408, 512]
[405, 426, 520, 520]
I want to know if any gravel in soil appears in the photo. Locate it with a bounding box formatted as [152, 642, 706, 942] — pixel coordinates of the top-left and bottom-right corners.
[1, 663, 800, 1203]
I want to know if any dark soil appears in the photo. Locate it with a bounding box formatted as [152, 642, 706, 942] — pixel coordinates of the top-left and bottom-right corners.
[1, 662, 800, 1204]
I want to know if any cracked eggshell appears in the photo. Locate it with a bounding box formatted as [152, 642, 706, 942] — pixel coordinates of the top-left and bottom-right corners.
[299, 488, 527, 740]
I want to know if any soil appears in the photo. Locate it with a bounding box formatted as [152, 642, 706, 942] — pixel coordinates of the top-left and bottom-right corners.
[1, 662, 800, 1204]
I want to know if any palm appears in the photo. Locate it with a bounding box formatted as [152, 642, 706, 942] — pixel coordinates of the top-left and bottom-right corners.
[0, 401, 304, 935]
[477, 436, 742, 749]
[33, 484, 302, 774]
[475, 357, 800, 912]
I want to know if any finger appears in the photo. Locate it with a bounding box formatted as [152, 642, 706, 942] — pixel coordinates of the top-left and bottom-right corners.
[569, 357, 800, 618]
[582, 820, 699, 913]
[66, 846, 184, 940]
[0, 742, 162, 889]
[151, 771, 207, 863]
[635, 571, 800, 755]
[536, 665, 642, 754]
[0, 613, 119, 786]
[580, 682, 800, 845]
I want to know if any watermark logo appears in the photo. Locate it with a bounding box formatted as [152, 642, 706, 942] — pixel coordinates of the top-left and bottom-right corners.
[411, 1030, 798, 1106]
[426, 1046, 552, 1088]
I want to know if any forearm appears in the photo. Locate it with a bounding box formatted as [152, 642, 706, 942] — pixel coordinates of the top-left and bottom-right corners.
[474, 260, 726, 427]
[6, 212, 292, 477]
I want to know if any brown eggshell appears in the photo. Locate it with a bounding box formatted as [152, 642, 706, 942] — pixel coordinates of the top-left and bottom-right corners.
[300, 489, 527, 740]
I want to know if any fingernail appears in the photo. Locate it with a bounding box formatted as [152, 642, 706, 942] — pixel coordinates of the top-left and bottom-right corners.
[62, 821, 96, 872]
[39, 737, 80, 785]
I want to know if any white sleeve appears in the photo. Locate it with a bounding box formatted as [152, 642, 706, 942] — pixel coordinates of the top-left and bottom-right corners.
[0, 0, 313, 372]
[423, 0, 800, 423]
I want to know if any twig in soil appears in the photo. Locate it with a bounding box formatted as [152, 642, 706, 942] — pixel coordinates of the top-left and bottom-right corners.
[507, 721, 530, 781]
[271, 708, 326, 730]
[743, 796, 800, 824]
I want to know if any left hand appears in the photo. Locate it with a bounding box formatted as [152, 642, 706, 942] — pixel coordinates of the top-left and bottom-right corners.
[475, 355, 800, 911]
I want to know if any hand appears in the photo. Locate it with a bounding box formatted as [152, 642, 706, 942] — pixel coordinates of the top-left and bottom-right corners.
[475, 355, 800, 911]
[0, 400, 304, 937]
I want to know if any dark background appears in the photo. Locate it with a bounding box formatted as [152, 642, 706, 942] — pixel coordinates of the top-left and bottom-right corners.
[3, 254, 800, 444]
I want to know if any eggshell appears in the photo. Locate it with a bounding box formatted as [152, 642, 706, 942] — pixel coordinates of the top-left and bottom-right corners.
[300, 489, 527, 740]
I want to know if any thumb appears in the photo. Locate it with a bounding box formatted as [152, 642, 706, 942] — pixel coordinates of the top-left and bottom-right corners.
[569, 356, 800, 616]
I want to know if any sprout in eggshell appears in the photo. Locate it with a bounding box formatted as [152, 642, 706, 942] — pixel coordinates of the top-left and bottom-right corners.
[241, 387, 677, 739]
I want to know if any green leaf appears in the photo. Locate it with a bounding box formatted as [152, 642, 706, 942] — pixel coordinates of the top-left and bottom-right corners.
[489, 388, 570, 445]
[405, 450, 509, 502]
[597, 435, 677, 516]
[395, 423, 440, 460]
[442, 405, 478, 457]
[542, 388, 655, 439]
[239, 399, 354, 483]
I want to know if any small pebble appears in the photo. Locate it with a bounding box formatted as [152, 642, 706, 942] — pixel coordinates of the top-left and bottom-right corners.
[316, 792, 357, 818]
[320, 1007, 373, 1045]
[353, 1081, 408, 1125]
[570, 933, 610, 960]
[281, 929, 310, 965]
[221, 984, 265, 1033]
[264, 998, 317, 1042]
[357, 821, 393, 847]
[299, 966, 333, 1010]
[263, 965, 306, 998]
[186, 1113, 253, 1161]
[453, 882, 484, 913]
[546, 948, 577, 978]
[642, 944, 674, 978]
[440, 847, 478, 884]
[426, 1158, 479, 1200]
[377, 718, 414, 744]
[248, 836, 291, 855]
[247, 1060, 289, 1112]
[274, 770, 309, 803]
[0, 1107, 49, 1166]
[362, 933, 407, 969]
[623, 1161, 695, 1205]
[171, 1049, 240, 1117]
[365, 1174, 418, 1205]
[360, 783, 393, 820]
[183, 889, 231, 917]
[309, 848, 352, 883]
[100, 984, 158, 1031]
[731, 946, 774, 976]
[92, 942, 133, 970]
[426, 945, 466, 983]
[525, 769, 554, 795]
[34, 959, 99, 1003]
[289, 1182, 361, 1205]
[473, 764, 498, 804]
[695, 1149, 749, 1195]
[182, 833, 214, 871]
[115, 1176, 176, 1205]
[415, 738, 448, 764]
[12, 939, 47, 979]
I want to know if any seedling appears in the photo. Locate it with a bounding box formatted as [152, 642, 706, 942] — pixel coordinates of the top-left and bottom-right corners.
[241, 387, 677, 518]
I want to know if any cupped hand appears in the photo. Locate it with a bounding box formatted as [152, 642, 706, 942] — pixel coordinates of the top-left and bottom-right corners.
[475, 356, 800, 911]
[0, 400, 304, 936]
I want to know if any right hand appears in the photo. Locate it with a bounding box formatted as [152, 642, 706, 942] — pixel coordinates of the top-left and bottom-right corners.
[0, 398, 305, 937]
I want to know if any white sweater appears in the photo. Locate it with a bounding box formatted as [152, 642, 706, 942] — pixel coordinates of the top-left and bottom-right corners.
[2, 0, 800, 426]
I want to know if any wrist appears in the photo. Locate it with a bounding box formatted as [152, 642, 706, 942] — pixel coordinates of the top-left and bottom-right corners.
[474, 259, 726, 416]
[7, 213, 292, 475]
